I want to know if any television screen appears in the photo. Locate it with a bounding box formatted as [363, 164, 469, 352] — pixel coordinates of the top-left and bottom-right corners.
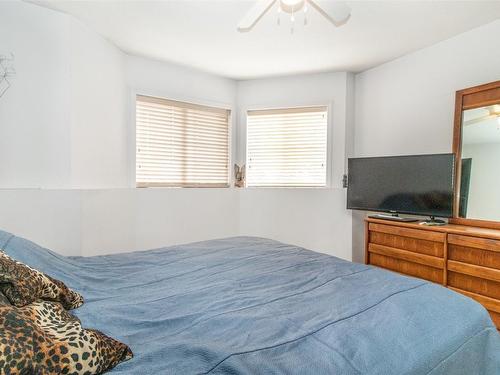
[347, 153, 455, 218]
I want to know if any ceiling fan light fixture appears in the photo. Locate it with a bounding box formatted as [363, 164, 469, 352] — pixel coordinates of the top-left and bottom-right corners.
[280, 0, 305, 14]
[237, 0, 351, 33]
[281, 0, 304, 8]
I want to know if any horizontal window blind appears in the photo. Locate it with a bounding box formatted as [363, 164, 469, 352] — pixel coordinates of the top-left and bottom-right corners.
[136, 95, 230, 187]
[246, 106, 328, 187]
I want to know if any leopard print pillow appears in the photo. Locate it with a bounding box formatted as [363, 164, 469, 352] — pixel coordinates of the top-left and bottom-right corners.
[0, 250, 84, 309]
[0, 300, 133, 374]
[0, 292, 10, 305]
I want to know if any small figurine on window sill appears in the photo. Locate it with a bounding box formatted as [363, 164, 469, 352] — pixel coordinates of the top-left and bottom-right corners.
[234, 164, 245, 188]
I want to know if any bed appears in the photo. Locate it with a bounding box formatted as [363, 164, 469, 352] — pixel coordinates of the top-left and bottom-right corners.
[1, 230, 499, 375]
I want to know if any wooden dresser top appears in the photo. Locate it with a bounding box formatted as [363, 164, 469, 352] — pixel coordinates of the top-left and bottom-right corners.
[366, 217, 500, 241]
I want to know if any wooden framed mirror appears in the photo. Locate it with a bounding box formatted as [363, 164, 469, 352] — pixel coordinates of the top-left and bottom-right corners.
[450, 80, 500, 229]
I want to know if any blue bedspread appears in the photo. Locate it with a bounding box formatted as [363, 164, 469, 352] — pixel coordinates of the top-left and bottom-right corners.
[1, 231, 499, 374]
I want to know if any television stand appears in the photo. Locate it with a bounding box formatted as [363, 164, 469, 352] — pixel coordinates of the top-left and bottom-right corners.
[368, 213, 419, 223]
[419, 216, 446, 226]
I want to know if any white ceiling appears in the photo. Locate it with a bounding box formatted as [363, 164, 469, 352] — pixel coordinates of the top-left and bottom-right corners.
[29, 0, 500, 80]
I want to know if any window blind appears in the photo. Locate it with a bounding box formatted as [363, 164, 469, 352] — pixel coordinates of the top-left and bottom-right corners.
[136, 95, 230, 187]
[246, 106, 328, 187]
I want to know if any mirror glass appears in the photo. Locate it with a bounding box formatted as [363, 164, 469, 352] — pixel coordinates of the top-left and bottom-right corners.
[459, 104, 500, 221]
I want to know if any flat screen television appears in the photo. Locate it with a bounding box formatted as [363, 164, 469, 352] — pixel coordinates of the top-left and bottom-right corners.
[347, 153, 455, 219]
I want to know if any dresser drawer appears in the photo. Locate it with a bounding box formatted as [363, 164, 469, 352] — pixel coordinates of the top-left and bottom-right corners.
[448, 271, 500, 300]
[367, 222, 445, 284]
[489, 310, 500, 330]
[368, 223, 445, 257]
[370, 253, 443, 284]
[447, 235, 500, 330]
[448, 234, 500, 269]
[448, 287, 500, 330]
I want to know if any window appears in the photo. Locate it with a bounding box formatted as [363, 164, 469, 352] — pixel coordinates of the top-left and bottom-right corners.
[136, 95, 230, 187]
[246, 106, 328, 187]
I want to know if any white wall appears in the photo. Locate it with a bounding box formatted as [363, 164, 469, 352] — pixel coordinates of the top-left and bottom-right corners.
[0, 188, 238, 256]
[80, 188, 239, 256]
[125, 55, 238, 186]
[352, 20, 500, 262]
[461, 143, 500, 221]
[4, 2, 499, 262]
[0, 2, 240, 257]
[235, 73, 354, 258]
[0, 1, 127, 189]
[0, 1, 240, 256]
[236, 72, 353, 187]
[0, 1, 354, 259]
[0, 187, 351, 258]
[355, 20, 500, 158]
[69, 20, 128, 188]
[0, 190, 82, 255]
[0, 1, 71, 188]
[239, 188, 352, 259]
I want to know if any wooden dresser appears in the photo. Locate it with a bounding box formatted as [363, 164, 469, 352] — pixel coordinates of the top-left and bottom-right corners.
[365, 217, 500, 330]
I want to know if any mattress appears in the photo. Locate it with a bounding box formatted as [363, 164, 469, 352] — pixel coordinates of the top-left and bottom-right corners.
[1, 231, 499, 374]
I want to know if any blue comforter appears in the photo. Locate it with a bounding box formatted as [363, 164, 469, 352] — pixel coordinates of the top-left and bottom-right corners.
[0, 231, 499, 374]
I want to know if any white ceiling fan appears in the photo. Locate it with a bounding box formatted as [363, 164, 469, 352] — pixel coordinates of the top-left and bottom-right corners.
[237, 0, 351, 32]
[463, 105, 500, 127]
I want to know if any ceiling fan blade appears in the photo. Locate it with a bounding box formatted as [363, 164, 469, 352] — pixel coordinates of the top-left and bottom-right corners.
[463, 114, 498, 127]
[237, 0, 277, 32]
[309, 0, 351, 27]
